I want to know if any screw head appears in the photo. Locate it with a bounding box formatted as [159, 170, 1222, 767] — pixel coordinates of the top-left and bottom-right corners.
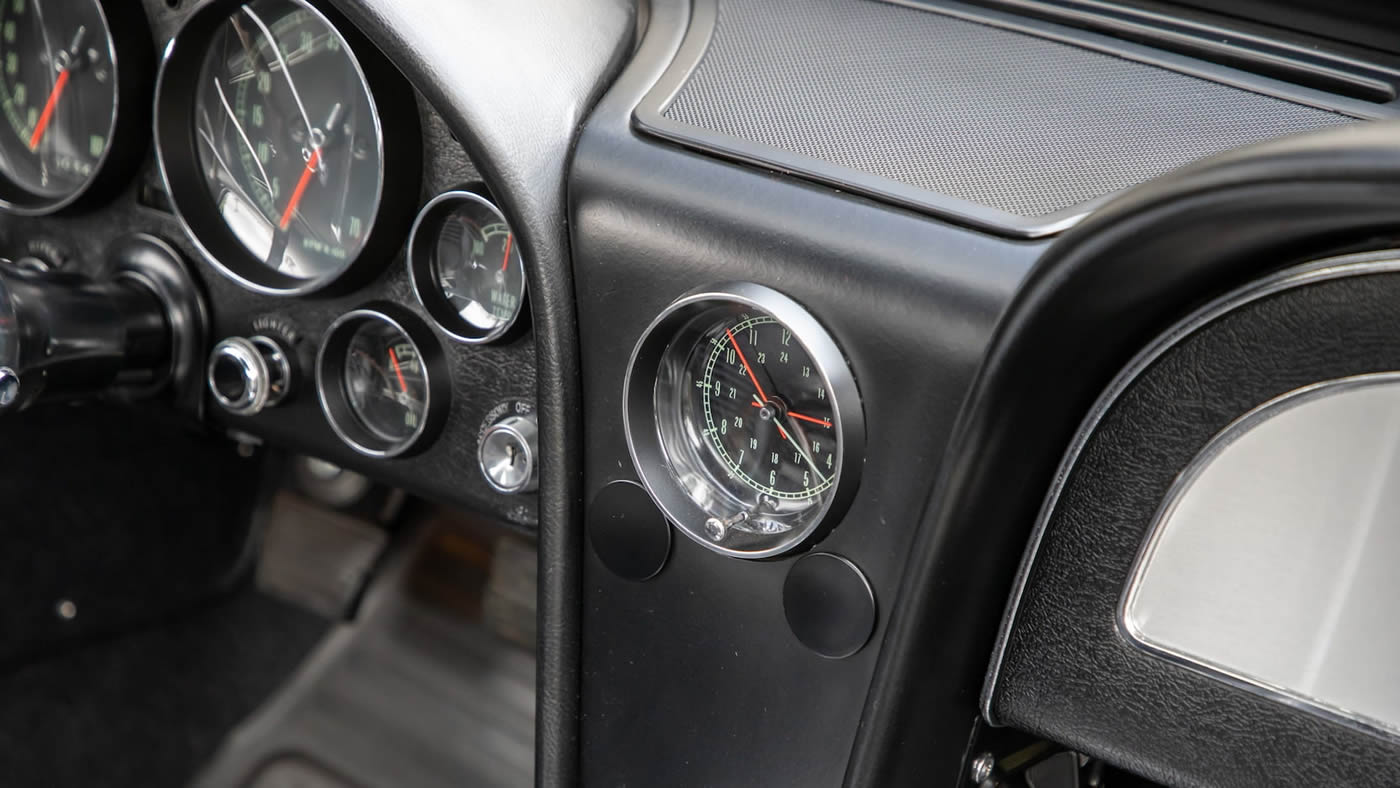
[970, 752, 995, 784]
[704, 517, 727, 541]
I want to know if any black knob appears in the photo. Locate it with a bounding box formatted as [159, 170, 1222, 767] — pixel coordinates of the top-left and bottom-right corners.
[0, 263, 170, 412]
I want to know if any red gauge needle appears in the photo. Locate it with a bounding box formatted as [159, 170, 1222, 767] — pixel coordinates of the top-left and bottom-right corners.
[727, 328, 792, 440]
[28, 68, 71, 151]
[278, 147, 322, 230]
[500, 233, 513, 272]
[725, 328, 769, 403]
[387, 346, 408, 393]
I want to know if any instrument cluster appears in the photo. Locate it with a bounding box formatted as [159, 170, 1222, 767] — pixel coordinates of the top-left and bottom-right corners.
[0, 0, 539, 523]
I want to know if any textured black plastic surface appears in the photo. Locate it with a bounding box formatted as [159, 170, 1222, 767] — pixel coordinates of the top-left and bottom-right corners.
[638, 0, 1366, 235]
[783, 553, 876, 659]
[572, 0, 1036, 784]
[847, 121, 1400, 788]
[587, 481, 671, 582]
[992, 267, 1400, 787]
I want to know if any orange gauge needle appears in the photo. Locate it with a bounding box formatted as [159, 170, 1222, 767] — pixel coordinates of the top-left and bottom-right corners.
[28, 69, 71, 151]
[279, 147, 322, 230]
[725, 328, 768, 403]
[387, 346, 408, 393]
[500, 233, 513, 272]
[751, 402, 832, 429]
[788, 411, 832, 428]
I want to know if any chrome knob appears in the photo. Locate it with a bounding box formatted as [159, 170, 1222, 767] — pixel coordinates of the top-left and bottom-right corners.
[0, 367, 19, 409]
[208, 335, 292, 416]
[479, 413, 539, 494]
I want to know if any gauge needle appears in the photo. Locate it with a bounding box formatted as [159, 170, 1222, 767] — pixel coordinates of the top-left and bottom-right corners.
[726, 328, 770, 403]
[761, 396, 829, 485]
[387, 346, 409, 393]
[786, 425, 829, 484]
[785, 410, 832, 428]
[751, 394, 793, 442]
[28, 25, 87, 151]
[500, 233, 513, 272]
[28, 70, 69, 151]
[279, 148, 321, 230]
[752, 401, 831, 428]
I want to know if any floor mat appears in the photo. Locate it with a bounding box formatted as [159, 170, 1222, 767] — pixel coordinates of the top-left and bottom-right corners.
[0, 591, 328, 788]
[193, 525, 536, 788]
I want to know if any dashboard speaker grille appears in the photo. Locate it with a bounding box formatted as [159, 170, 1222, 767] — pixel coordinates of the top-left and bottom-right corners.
[641, 0, 1361, 235]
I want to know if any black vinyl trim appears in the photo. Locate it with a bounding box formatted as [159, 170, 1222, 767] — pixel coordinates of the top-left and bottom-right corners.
[322, 1, 637, 784]
[987, 261, 1400, 785]
[981, 250, 1400, 723]
[843, 121, 1400, 787]
[898, 0, 1400, 104]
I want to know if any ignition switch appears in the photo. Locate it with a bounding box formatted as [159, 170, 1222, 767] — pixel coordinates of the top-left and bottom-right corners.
[479, 412, 539, 494]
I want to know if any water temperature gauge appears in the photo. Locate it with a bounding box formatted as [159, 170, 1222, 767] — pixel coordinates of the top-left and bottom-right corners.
[408, 190, 528, 343]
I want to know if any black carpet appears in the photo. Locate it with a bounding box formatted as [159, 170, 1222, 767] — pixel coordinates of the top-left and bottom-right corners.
[0, 590, 327, 788]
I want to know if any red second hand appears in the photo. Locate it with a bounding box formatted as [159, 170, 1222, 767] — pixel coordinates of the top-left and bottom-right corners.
[28, 69, 71, 151]
[787, 411, 832, 428]
[279, 147, 322, 230]
[725, 328, 793, 440]
[725, 328, 768, 403]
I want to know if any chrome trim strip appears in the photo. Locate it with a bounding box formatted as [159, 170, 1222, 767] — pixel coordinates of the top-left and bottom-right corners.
[980, 248, 1400, 722]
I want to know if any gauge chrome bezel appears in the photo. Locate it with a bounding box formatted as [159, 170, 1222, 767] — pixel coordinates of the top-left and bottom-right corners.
[623, 283, 865, 559]
[316, 304, 450, 458]
[0, 0, 153, 216]
[407, 189, 530, 344]
[153, 0, 420, 296]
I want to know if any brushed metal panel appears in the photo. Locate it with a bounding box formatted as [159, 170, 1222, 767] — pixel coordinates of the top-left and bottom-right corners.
[1123, 373, 1400, 739]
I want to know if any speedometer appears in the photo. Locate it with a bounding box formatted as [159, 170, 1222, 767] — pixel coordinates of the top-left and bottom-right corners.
[624, 283, 864, 558]
[155, 0, 419, 295]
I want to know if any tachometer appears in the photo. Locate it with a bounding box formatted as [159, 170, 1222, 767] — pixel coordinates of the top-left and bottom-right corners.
[155, 0, 419, 295]
[624, 284, 864, 558]
[0, 0, 152, 214]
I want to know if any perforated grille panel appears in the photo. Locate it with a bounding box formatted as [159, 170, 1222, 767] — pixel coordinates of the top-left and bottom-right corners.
[657, 0, 1358, 222]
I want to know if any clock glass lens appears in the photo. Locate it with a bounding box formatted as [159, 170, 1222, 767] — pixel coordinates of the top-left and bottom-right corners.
[650, 303, 847, 553]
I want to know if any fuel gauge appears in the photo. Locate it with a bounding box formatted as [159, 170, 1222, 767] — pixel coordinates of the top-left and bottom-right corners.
[408, 191, 527, 343]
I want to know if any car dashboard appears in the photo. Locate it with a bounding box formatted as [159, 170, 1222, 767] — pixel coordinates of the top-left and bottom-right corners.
[1, 0, 1399, 786]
